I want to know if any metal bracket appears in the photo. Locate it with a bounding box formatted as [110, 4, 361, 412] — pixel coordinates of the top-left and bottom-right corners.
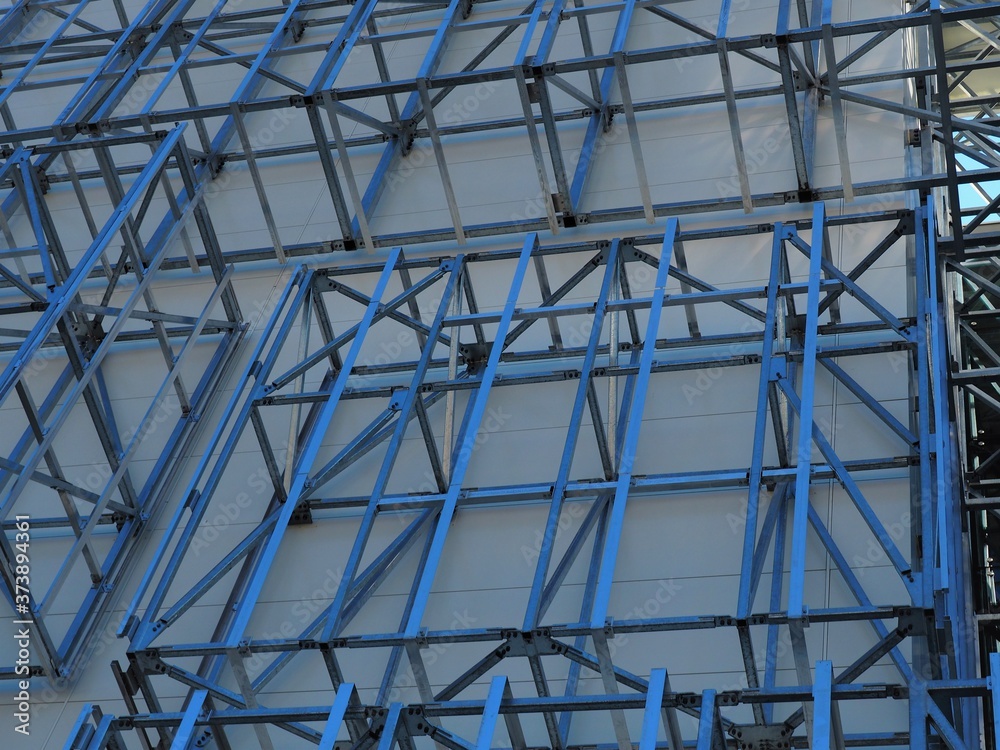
[133, 649, 168, 676]
[896, 608, 930, 637]
[289, 501, 313, 525]
[389, 388, 408, 411]
[286, 19, 305, 43]
[786, 314, 806, 340]
[460, 342, 491, 372]
[35, 165, 49, 193]
[731, 724, 792, 750]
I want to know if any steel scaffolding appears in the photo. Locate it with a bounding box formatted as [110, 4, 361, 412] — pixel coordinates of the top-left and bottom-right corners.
[67, 205, 978, 749]
[0, 0, 998, 254]
[0, 0, 996, 748]
[0, 125, 245, 681]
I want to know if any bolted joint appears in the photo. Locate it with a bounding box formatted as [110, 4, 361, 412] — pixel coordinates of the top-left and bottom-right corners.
[289, 501, 313, 525]
[399, 122, 416, 156]
[111, 511, 129, 531]
[170, 23, 194, 43]
[729, 723, 791, 750]
[290, 93, 316, 108]
[34, 165, 49, 193]
[286, 19, 306, 42]
[207, 154, 227, 178]
[896, 608, 931, 637]
[133, 649, 168, 676]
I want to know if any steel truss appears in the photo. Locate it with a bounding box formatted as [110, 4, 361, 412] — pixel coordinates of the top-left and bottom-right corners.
[0, 0, 999, 257]
[0, 0, 993, 747]
[0, 124, 245, 681]
[929, 0, 1000, 718]
[57, 202, 986, 750]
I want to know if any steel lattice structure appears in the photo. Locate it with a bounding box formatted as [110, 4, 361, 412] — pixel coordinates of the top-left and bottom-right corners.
[64, 205, 979, 749]
[0, 0, 998, 253]
[0, 125, 245, 681]
[0, 0, 997, 748]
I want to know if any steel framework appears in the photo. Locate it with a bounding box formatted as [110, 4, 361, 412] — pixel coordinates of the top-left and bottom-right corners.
[0, 0, 999, 254]
[0, 124, 245, 682]
[66, 204, 980, 749]
[0, 0, 996, 748]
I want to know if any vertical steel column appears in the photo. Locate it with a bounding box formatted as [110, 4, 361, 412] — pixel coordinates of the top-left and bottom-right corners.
[717, 0, 753, 213]
[587, 222, 675, 750]
[787, 202, 826, 619]
[523, 241, 619, 631]
[320, 258, 463, 642]
[737, 225, 790, 619]
[225, 248, 402, 644]
[404, 235, 537, 638]
[820, 0, 855, 202]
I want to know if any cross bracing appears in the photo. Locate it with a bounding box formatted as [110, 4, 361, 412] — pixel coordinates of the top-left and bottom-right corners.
[0, 0, 995, 748]
[931, 0, 1000, 712]
[0, 0, 998, 257]
[0, 126, 245, 682]
[61, 204, 981, 750]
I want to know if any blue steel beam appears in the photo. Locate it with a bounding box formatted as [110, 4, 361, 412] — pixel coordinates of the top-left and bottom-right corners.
[403, 235, 536, 638]
[737, 225, 790, 620]
[319, 682, 359, 750]
[915, 202, 939, 613]
[523, 240, 619, 631]
[0, 125, 246, 680]
[991, 653, 1000, 750]
[475, 676, 507, 750]
[776, 377, 919, 601]
[929, 203, 978, 740]
[639, 667, 665, 750]
[695, 689, 719, 750]
[320, 258, 463, 642]
[589, 221, 676, 630]
[567, 0, 639, 214]
[225, 248, 402, 645]
[171, 690, 208, 750]
[786, 203, 826, 620]
[65, 199, 979, 750]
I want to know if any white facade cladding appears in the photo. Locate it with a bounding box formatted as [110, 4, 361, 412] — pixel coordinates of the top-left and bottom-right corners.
[0, 0, 1000, 748]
